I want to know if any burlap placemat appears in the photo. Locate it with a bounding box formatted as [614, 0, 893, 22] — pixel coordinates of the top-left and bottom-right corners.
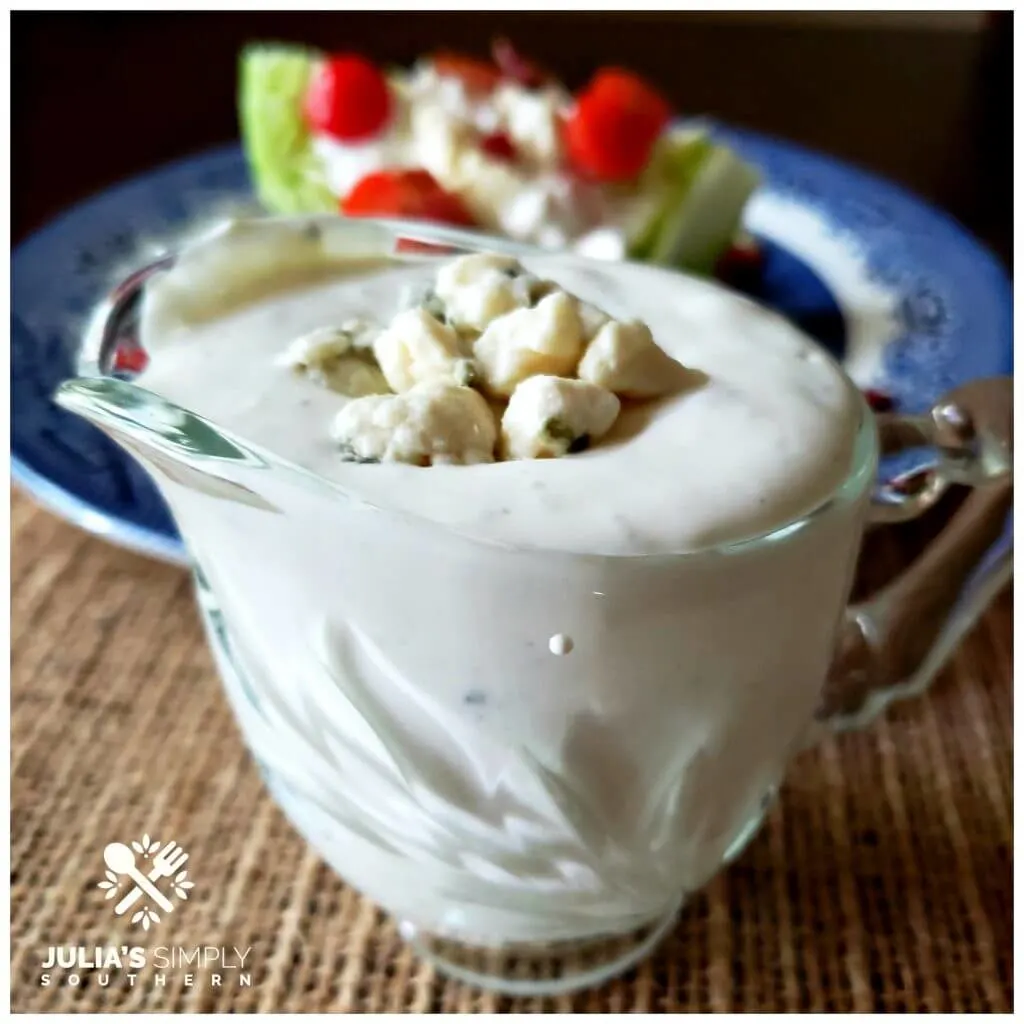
[10, 488, 1013, 1013]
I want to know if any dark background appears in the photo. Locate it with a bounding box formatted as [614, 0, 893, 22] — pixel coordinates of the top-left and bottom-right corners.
[11, 11, 1012, 266]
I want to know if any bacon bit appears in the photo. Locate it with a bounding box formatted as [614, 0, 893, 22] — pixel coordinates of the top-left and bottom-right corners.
[113, 345, 148, 375]
[480, 130, 518, 162]
[491, 37, 551, 88]
[863, 388, 894, 413]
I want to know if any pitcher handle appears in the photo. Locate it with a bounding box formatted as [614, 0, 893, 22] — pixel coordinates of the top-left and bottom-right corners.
[816, 376, 1013, 733]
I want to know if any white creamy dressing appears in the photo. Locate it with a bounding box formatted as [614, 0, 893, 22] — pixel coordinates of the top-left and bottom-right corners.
[139, 228, 860, 556]
[128, 220, 870, 945]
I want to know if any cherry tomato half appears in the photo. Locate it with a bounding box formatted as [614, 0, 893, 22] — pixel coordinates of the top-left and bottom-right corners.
[341, 169, 477, 227]
[564, 68, 672, 182]
[304, 54, 392, 142]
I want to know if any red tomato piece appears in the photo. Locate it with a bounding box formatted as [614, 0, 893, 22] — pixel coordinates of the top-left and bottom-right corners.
[564, 68, 672, 182]
[395, 239, 459, 256]
[304, 54, 392, 142]
[341, 169, 476, 227]
[863, 388, 895, 413]
[113, 345, 149, 375]
[431, 51, 502, 93]
[715, 238, 764, 287]
[480, 131, 518, 162]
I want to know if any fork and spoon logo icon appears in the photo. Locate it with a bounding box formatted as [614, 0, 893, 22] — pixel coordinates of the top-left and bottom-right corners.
[98, 835, 194, 929]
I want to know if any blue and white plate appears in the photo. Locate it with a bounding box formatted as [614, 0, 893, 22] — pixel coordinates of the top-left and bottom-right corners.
[11, 128, 1013, 566]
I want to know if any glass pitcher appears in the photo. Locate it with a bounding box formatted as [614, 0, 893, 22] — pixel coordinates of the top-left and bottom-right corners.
[55, 217, 1013, 996]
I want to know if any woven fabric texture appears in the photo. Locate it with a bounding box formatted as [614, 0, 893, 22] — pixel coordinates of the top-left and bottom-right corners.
[10, 489, 1013, 1013]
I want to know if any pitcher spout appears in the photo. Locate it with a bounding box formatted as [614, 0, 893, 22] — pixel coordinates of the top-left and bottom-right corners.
[54, 376, 285, 514]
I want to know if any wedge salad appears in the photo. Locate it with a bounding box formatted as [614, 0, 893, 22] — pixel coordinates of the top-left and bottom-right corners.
[239, 39, 762, 276]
